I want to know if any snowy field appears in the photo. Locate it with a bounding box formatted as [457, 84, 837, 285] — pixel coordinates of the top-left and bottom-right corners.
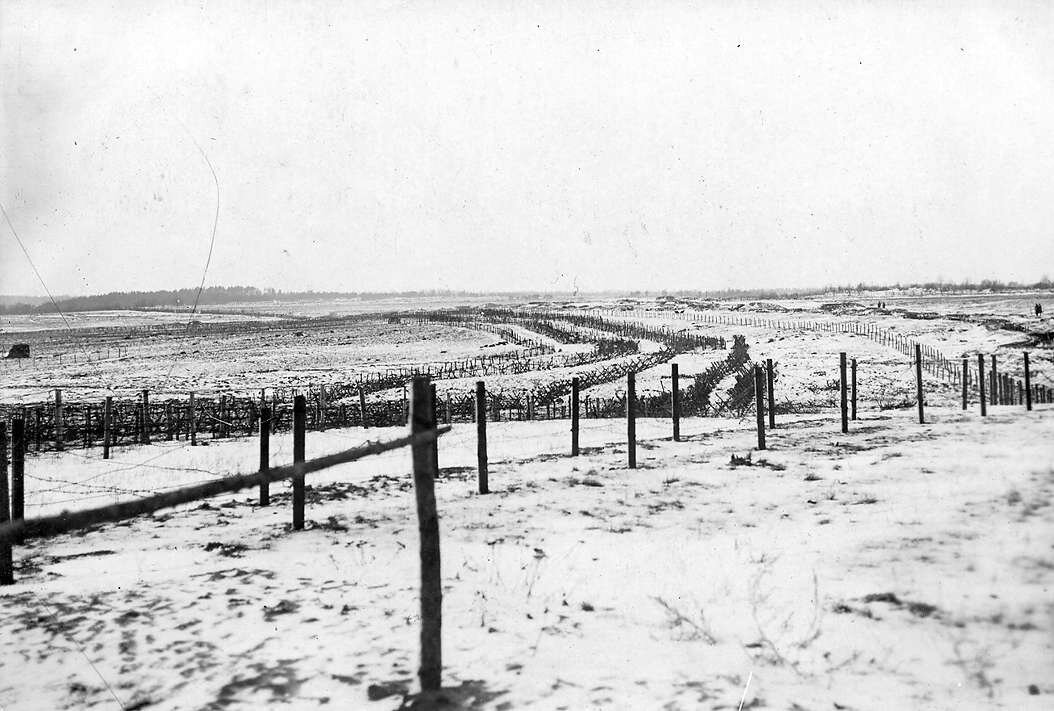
[1, 407, 1051, 710]
[1, 294, 1052, 709]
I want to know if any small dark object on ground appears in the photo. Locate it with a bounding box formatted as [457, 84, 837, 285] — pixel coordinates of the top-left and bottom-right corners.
[5, 343, 29, 358]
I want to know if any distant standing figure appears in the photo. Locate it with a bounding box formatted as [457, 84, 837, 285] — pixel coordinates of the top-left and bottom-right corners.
[1036, 303, 1043, 317]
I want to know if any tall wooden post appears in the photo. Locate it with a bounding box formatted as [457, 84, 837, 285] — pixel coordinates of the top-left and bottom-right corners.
[359, 389, 368, 428]
[1024, 352, 1032, 411]
[84, 404, 92, 448]
[839, 353, 849, 434]
[430, 383, 439, 464]
[189, 392, 197, 446]
[140, 389, 150, 444]
[626, 372, 637, 469]
[754, 365, 767, 449]
[978, 355, 987, 417]
[475, 381, 488, 494]
[961, 358, 968, 411]
[850, 358, 858, 421]
[671, 363, 681, 441]
[103, 397, 112, 459]
[765, 358, 775, 429]
[915, 344, 925, 424]
[54, 388, 64, 451]
[292, 395, 306, 530]
[0, 423, 12, 584]
[318, 385, 327, 431]
[11, 419, 24, 527]
[571, 377, 580, 456]
[165, 402, 173, 441]
[259, 405, 271, 507]
[990, 355, 998, 406]
[410, 376, 442, 691]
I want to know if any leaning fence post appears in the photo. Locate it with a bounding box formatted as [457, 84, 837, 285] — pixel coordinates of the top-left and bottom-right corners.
[765, 358, 776, 429]
[626, 372, 637, 469]
[915, 344, 925, 424]
[961, 357, 968, 411]
[850, 358, 858, 420]
[259, 406, 271, 507]
[410, 376, 442, 692]
[292, 395, 306, 530]
[0, 423, 12, 585]
[671, 363, 681, 441]
[839, 353, 849, 434]
[1024, 352, 1032, 411]
[978, 355, 987, 417]
[475, 381, 488, 494]
[54, 388, 64, 451]
[571, 377, 580, 456]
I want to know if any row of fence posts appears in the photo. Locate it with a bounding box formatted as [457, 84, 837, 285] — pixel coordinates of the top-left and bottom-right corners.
[15, 348, 1051, 456]
[0, 395, 311, 586]
[959, 353, 1038, 416]
[834, 347, 1042, 431]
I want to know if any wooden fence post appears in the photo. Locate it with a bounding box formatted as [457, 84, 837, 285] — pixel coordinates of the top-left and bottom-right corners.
[961, 358, 968, 411]
[839, 353, 849, 434]
[102, 397, 112, 458]
[165, 402, 173, 441]
[990, 355, 998, 406]
[359, 389, 368, 428]
[0, 423, 12, 585]
[765, 358, 775, 429]
[672, 363, 681, 441]
[11, 419, 24, 532]
[84, 404, 92, 448]
[850, 358, 858, 420]
[475, 381, 488, 494]
[627, 372, 637, 469]
[410, 376, 442, 692]
[141, 389, 151, 444]
[259, 406, 271, 507]
[571, 377, 580, 456]
[189, 392, 197, 446]
[54, 388, 64, 451]
[915, 344, 925, 424]
[430, 383, 440, 464]
[978, 355, 987, 417]
[1024, 352, 1032, 411]
[754, 365, 767, 449]
[292, 395, 306, 530]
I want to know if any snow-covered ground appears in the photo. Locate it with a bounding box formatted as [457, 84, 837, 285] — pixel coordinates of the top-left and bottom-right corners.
[1, 404, 1052, 710]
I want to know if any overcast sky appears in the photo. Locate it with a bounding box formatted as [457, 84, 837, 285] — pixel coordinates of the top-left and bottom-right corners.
[2, 1, 1052, 297]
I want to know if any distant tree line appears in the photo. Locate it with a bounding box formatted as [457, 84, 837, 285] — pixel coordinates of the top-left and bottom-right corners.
[0, 286, 496, 315]
[1, 277, 1051, 315]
